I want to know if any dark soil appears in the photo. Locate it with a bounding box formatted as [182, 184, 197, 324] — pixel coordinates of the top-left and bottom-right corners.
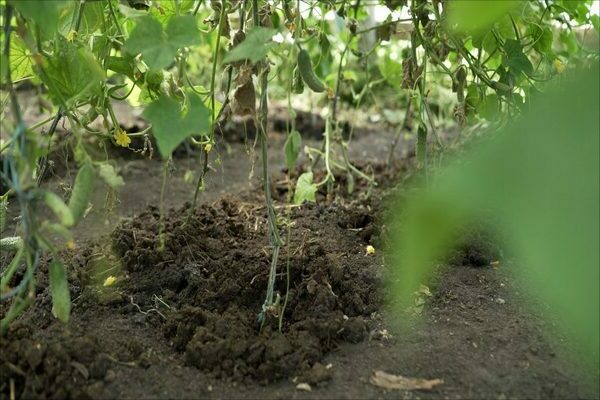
[1, 99, 598, 399]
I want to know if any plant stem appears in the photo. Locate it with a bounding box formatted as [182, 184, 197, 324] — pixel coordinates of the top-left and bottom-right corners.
[252, 0, 282, 325]
[158, 157, 171, 251]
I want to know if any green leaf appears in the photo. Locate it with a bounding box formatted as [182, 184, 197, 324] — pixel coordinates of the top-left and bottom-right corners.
[284, 130, 302, 171]
[591, 15, 600, 33]
[124, 16, 173, 70]
[480, 94, 499, 120]
[49, 259, 71, 323]
[294, 172, 317, 204]
[9, 33, 33, 82]
[391, 63, 600, 366]
[465, 84, 482, 110]
[529, 25, 553, 54]
[9, 0, 69, 38]
[143, 93, 211, 158]
[446, 0, 522, 35]
[59, 1, 105, 36]
[44, 41, 105, 107]
[124, 14, 200, 70]
[106, 56, 135, 79]
[118, 3, 148, 19]
[502, 39, 533, 76]
[223, 27, 277, 65]
[97, 163, 124, 189]
[165, 15, 200, 48]
[379, 56, 402, 88]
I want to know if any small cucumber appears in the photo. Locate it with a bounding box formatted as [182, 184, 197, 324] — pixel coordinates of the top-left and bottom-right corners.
[44, 191, 75, 228]
[68, 162, 95, 225]
[0, 236, 23, 252]
[297, 49, 326, 93]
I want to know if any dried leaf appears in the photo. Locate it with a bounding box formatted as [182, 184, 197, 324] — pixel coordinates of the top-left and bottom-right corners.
[231, 81, 255, 116]
[370, 370, 443, 391]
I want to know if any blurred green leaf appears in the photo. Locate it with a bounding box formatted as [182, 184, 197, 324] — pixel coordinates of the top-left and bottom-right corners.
[379, 56, 402, 88]
[9, 0, 68, 38]
[529, 25, 553, 54]
[391, 63, 599, 365]
[97, 163, 124, 189]
[49, 259, 71, 323]
[143, 93, 210, 158]
[165, 15, 201, 49]
[446, 1, 522, 35]
[503, 39, 533, 76]
[223, 27, 277, 65]
[294, 172, 317, 204]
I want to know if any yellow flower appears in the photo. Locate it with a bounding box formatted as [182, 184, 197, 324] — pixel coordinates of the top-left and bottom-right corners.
[113, 129, 131, 147]
[204, 143, 213, 153]
[66, 30, 77, 42]
[554, 59, 566, 74]
[66, 239, 77, 250]
[103, 276, 117, 287]
[366, 245, 375, 255]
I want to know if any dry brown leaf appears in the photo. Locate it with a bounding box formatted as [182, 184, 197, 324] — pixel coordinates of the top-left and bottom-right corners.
[370, 370, 443, 391]
[230, 81, 255, 117]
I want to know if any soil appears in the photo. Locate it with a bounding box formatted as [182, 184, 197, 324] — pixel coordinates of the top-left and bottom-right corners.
[1, 99, 599, 399]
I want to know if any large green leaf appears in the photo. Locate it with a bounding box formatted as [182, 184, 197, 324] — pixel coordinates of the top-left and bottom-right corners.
[165, 15, 201, 49]
[143, 93, 211, 158]
[391, 64, 600, 365]
[123, 15, 200, 70]
[223, 27, 277, 65]
[49, 259, 71, 323]
[59, 1, 105, 36]
[9, 0, 69, 38]
[123, 16, 172, 70]
[44, 41, 105, 107]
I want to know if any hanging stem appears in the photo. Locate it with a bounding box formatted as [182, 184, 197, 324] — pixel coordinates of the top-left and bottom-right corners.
[190, 1, 229, 213]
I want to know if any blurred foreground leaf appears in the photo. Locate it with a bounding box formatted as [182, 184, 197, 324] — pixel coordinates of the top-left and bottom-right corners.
[446, 1, 522, 35]
[391, 63, 599, 365]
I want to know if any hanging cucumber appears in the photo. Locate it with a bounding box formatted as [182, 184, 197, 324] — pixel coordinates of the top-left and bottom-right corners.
[68, 162, 95, 225]
[297, 49, 326, 93]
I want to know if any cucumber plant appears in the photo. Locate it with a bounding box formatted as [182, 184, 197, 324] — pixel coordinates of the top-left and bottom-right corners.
[0, 0, 596, 332]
